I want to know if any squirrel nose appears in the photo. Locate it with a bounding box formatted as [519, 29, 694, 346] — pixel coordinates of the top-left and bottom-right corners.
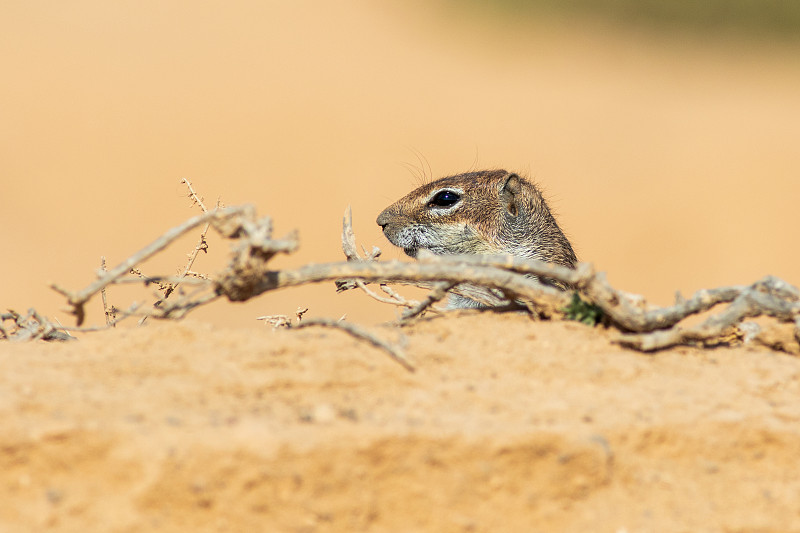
[376, 210, 390, 229]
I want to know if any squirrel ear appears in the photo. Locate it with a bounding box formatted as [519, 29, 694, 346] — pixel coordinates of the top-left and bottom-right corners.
[499, 173, 521, 216]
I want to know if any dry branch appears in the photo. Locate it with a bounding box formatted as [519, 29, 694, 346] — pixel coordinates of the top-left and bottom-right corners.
[133, 179, 221, 326]
[618, 279, 800, 351]
[294, 318, 414, 372]
[216, 259, 570, 316]
[1, 309, 74, 342]
[19, 194, 797, 356]
[100, 256, 114, 326]
[401, 281, 456, 321]
[51, 206, 253, 325]
[165, 179, 219, 300]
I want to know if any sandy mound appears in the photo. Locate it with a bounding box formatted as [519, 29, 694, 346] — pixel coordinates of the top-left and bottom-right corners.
[2, 314, 799, 532]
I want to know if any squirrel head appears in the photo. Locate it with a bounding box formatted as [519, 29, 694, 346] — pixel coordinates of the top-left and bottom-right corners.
[376, 169, 576, 268]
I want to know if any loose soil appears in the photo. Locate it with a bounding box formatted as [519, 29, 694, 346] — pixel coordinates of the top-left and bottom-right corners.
[2, 314, 799, 532]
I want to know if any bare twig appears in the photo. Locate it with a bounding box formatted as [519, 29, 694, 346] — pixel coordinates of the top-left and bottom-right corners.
[154, 290, 221, 320]
[217, 259, 570, 315]
[134, 182, 221, 326]
[617, 280, 800, 351]
[165, 181, 220, 300]
[51, 205, 252, 325]
[0, 302, 148, 341]
[379, 285, 406, 302]
[257, 314, 293, 329]
[355, 280, 418, 309]
[1, 309, 74, 342]
[361, 244, 381, 260]
[257, 307, 309, 329]
[104, 275, 209, 287]
[401, 281, 456, 321]
[182, 177, 209, 212]
[405, 255, 800, 339]
[57, 302, 145, 332]
[294, 318, 414, 372]
[341, 205, 360, 261]
[27, 197, 797, 357]
[340, 205, 409, 305]
[100, 256, 114, 326]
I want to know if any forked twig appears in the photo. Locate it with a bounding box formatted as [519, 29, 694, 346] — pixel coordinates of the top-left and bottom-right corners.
[166, 179, 220, 299]
[51, 205, 251, 325]
[356, 280, 418, 309]
[134, 181, 221, 325]
[256, 307, 309, 329]
[339, 206, 419, 307]
[401, 281, 456, 321]
[1, 309, 74, 342]
[617, 281, 800, 351]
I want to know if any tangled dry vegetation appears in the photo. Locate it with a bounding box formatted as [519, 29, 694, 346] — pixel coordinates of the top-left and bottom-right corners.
[3, 181, 799, 369]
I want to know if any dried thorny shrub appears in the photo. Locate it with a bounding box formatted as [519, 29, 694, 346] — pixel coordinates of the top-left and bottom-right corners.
[4, 182, 800, 367]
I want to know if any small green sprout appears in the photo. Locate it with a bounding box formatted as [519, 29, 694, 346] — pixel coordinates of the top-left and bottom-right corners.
[563, 292, 604, 326]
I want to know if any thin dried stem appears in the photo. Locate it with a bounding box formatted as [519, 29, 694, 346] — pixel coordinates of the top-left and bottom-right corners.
[295, 318, 414, 372]
[58, 302, 144, 332]
[341, 205, 360, 261]
[51, 205, 251, 325]
[257, 314, 293, 329]
[618, 282, 800, 351]
[401, 281, 456, 321]
[165, 191, 220, 300]
[182, 177, 209, 212]
[104, 275, 209, 286]
[27, 199, 798, 356]
[1, 309, 73, 342]
[100, 256, 114, 326]
[355, 280, 417, 308]
[379, 285, 405, 302]
[217, 259, 570, 315]
[135, 182, 221, 325]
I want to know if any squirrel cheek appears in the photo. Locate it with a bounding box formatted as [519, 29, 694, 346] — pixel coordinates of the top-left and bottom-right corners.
[390, 226, 418, 249]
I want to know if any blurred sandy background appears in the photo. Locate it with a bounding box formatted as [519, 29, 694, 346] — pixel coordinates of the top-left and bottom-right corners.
[2, 0, 799, 329]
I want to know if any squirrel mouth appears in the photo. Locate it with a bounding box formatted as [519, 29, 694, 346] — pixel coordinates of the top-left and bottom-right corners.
[403, 247, 418, 258]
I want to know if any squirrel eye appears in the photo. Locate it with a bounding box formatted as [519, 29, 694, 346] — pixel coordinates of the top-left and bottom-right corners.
[429, 190, 461, 208]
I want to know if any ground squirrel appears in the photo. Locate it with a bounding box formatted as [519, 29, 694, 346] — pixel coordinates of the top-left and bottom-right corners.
[376, 169, 577, 307]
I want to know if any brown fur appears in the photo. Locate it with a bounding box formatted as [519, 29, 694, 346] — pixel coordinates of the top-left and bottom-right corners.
[376, 170, 577, 306]
[377, 169, 576, 265]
